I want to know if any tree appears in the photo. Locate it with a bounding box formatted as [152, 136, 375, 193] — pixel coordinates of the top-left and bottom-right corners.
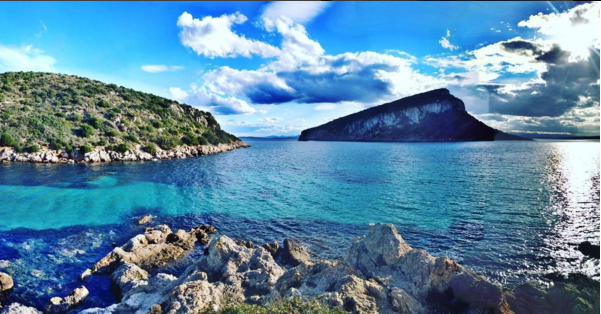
[0, 133, 17, 147]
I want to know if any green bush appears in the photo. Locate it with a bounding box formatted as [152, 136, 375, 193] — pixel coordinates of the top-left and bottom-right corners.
[97, 139, 107, 146]
[143, 143, 157, 155]
[65, 143, 73, 152]
[28, 144, 40, 153]
[88, 116, 103, 129]
[209, 297, 345, 314]
[80, 145, 93, 153]
[156, 135, 180, 150]
[0, 133, 17, 147]
[14, 143, 23, 153]
[70, 113, 83, 122]
[182, 134, 199, 146]
[80, 124, 95, 137]
[124, 134, 139, 143]
[50, 141, 63, 150]
[97, 100, 111, 108]
[106, 129, 119, 137]
[116, 143, 129, 153]
[199, 136, 209, 145]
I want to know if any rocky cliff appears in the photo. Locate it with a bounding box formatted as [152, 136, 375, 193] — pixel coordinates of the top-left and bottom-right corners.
[299, 89, 528, 142]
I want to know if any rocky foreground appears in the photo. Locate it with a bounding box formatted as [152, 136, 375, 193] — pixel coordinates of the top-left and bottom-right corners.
[0, 141, 248, 164]
[1, 223, 599, 313]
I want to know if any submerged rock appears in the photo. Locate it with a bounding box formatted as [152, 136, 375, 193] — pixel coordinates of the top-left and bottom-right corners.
[137, 215, 155, 225]
[0, 272, 13, 292]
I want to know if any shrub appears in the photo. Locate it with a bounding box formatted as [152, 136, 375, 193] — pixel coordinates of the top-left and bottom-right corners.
[124, 134, 139, 143]
[97, 100, 111, 108]
[28, 144, 40, 153]
[181, 134, 199, 146]
[80, 145, 93, 153]
[199, 136, 209, 145]
[50, 141, 63, 150]
[143, 143, 157, 155]
[0, 133, 16, 147]
[156, 135, 180, 150]
[97, 139, 107, 146]
[106, 129, 119, 137]
[14, 143, 23, 153]
[65, 143, 74, 152]
[106, 111, 117, 120]
[88, 116, 103, 129]
[70, 113, 83, 122]
[55, 112, 67, 119]
[116, 143, 129, 153]
[212, 297, 345, 314]
[80, 125, 95, 138]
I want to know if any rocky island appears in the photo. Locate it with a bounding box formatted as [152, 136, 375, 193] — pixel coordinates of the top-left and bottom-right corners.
[299, 89, 529, 142]
[0, 72, 247, 163]
[1, 221, 597, 313]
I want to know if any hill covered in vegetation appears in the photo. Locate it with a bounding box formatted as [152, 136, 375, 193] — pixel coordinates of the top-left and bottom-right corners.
[0, 72, 240, 155]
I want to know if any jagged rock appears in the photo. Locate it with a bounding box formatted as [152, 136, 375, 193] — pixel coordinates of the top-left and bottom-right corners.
[189, 224, 217, 245]
[75, 223, 600, 314]
[91, 225, 196, 274]
[44, 286, 88, 313]
[281, 239, 311, 266]
[0, 272, 13, 292]
[0, 303, 41, 314]
[262, 241, 280, 258]
[137, 215, 154, 225]
[79, 269, 92, 282]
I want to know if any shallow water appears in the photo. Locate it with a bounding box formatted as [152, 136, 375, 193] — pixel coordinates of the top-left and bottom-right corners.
[0, 139, 599, 309]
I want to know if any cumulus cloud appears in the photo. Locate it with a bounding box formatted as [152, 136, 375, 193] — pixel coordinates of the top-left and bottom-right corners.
[261, 1, 331, 30]
[0, 44, 56, 72]
[439, 29, 459, 51]
[141, 65, 184, 73]
[169, 84, 257, 115]
[177, 12, 280, 59]
[483, 47, 600, 117]
[518, 2, 600, 60]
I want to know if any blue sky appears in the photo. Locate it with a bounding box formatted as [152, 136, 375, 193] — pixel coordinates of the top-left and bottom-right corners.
[0, 1, 599, 136]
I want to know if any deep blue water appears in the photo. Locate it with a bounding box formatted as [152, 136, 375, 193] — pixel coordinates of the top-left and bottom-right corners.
[0, 139, 599, 309]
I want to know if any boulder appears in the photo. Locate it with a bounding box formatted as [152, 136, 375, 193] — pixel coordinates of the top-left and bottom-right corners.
[281, 239, 311, 266]
[0, 272, 13, 292]
[45, 286, 89, 313]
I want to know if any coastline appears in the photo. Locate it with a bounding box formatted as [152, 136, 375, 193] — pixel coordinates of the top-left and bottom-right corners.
[1, 221, 598, 313]
[0, 140, 249, 164]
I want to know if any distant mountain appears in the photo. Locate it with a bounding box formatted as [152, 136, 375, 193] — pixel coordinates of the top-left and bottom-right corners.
[241, 135, 299, 140]
[299, 89, 529, 142]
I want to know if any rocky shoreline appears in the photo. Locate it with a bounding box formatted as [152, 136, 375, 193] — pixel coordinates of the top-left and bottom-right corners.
[0, 141, 249, 164]
[1, 221, 598, 314]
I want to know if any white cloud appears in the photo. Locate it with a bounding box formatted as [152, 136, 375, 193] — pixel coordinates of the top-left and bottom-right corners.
[0, 44, 56, 72]
[141, 65, 184, 73]
[177, 12, 280, 59]
[261, 1, 331, 30]
[314, 104, 337, 111]
[518, 2, 600, 60]
[439, 29, 459, 51]
[168, 87, 189, 101]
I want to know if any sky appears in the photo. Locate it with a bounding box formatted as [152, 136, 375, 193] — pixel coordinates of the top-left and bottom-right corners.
[0, 1, 599, 137]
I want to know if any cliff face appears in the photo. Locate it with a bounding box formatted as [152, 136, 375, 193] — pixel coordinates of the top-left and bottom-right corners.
[299, 89, 528, 142]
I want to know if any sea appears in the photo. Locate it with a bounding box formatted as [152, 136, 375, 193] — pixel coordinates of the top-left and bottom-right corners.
[0, 138, 599, 309]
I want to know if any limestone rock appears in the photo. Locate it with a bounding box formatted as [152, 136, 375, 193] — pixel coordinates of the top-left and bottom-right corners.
[0, 303, 41, 314]
[45, 286, 89, 313]
[0, 272, 13, 292]
[281, 239, 311, 266]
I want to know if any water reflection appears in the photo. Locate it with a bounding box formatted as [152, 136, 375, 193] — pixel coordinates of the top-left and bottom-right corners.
[543, 142, 600, 280]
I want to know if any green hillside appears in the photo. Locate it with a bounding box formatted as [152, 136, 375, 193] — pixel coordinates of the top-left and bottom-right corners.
[0, 71, 239, 154]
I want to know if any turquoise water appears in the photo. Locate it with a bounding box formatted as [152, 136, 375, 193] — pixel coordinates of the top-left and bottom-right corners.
[0, 139, 599, 308]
